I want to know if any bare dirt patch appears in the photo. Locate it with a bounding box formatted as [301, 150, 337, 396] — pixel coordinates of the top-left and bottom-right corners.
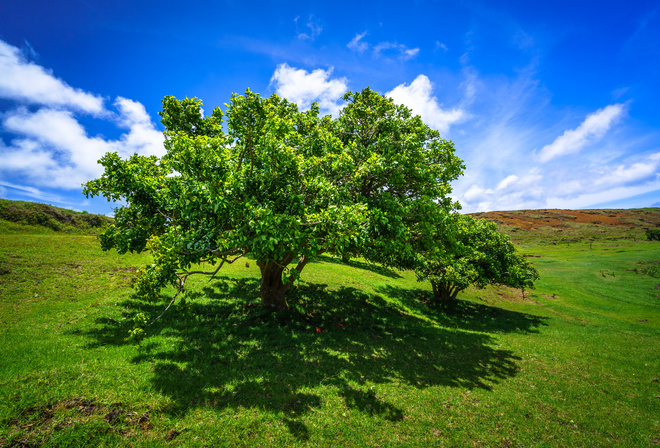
[479, 284, 540, 304]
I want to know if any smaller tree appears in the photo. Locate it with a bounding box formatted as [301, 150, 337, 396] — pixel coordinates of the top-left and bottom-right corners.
[416, 215, 539, 303]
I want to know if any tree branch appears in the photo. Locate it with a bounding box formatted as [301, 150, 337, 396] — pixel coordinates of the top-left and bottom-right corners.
[147, 273, 188, 327]
[149, 250, 247, 327]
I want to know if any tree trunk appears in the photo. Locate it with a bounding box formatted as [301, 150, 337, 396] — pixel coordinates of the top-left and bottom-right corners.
[258, 260, 290, 312]
[430, 281, 461, 304]
[257, 254, 310, 312]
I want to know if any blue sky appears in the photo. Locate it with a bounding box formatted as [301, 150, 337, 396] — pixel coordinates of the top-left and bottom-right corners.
[1, 0, 659, 215]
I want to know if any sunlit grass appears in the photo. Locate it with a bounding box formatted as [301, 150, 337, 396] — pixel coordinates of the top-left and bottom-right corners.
[1, 217, 659, 446]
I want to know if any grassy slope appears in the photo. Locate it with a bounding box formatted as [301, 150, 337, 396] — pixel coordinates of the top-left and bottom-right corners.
[0, 198, 113, 235]
[0, 206, 658, 447]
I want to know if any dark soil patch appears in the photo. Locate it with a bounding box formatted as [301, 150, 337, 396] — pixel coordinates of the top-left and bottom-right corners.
[1, 397, 153, 446]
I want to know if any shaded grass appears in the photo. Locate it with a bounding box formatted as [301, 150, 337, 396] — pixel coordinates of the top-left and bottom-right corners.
[0, 224, 659, 446]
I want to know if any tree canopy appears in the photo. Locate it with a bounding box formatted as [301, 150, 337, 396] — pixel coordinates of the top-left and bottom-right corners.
[83, 88, 465, 313]
[415, 214, 540, 304]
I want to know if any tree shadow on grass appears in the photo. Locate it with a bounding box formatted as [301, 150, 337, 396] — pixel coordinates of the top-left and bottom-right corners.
[79, 276, 533, 440]
[376, 284, 549, 335]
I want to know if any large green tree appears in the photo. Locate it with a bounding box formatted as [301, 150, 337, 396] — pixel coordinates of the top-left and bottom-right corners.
[84, 88, 464, 312]
[416, 214, 539, 303]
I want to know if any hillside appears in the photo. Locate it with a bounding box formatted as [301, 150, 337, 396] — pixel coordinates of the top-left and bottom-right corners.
[0, 198, 113, 234]
[472, 208, 660, 243]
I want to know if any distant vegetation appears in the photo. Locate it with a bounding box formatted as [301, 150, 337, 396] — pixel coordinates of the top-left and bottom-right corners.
[0, 198, 113, 234]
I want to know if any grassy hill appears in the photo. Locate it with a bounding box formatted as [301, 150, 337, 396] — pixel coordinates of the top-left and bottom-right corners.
[0, 198, 113, 234]
[473, 208, 660, 243]
[0, 202, 658, 447]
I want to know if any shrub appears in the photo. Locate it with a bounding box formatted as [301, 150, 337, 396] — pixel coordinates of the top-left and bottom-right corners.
[646, 228, 660, 241]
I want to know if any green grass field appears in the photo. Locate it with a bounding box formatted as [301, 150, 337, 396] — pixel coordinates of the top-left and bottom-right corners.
[0, 204, 659, 447]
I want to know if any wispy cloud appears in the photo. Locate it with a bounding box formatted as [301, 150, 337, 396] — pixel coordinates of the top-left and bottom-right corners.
[270, 63, 348, 116]
[294, 15, 323, 41]
[538, 104, 627, 162]
[346, 32, 419, 60]
[0, 40, 105, 115]
[0, 181, 69, 204]
[347, 31, 369, 53]
[435, 41, 449, 52]
[22, 40, 39, 60]
[624, 7, 660, 57]
[386, 75, 467, 135]
[546, 181, 660, 210]
[444, 59, 659, 212]
[373, 41, 420, 60]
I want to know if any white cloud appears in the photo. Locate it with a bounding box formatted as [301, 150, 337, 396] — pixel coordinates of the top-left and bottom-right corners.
[459, 169, 545, 212]
[347, 31, 369, 53]
[0, 103, 164, 190]
[538, 104, 627, 162]
[594, 152, 660, 188]
[0, 40, 104, 115]
[386, 75, 467, 135]
[114, 97, 166, 157]
[0, 39, 165, 192]
[457, 151, 660, 212]
[1, 108, 111, 188]
[463, 184, 492, 203]
[496, 174, 519, 190]
[270, 63, 348, 116]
